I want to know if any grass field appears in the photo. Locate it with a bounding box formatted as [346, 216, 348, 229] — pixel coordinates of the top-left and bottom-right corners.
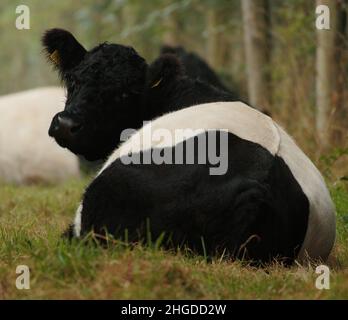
[0, 177, 347, 299]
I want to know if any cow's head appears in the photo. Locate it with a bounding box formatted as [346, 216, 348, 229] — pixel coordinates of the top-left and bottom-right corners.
[42, 29, 147, 160]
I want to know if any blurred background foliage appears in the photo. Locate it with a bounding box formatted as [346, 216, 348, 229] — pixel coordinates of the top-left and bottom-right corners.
[0, 0, 347, 179]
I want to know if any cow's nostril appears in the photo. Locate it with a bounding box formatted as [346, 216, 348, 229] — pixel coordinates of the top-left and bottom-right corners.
[57, 115, 82, 135]
[70, 123, 83, 134]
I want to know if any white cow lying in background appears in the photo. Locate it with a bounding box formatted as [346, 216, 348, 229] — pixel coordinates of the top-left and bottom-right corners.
[0, 87, 80, 184]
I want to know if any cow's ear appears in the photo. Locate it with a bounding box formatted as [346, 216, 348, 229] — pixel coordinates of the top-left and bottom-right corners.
[147, 53, 185, 89]
[42, 28, 87, 73]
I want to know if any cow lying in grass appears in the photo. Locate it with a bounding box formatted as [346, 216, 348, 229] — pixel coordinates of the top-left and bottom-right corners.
[0, 87, 80, 185]
[42, 28, 335, 264]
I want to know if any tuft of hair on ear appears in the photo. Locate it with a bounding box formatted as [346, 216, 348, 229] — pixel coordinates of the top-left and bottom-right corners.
[147, 53, 185, 89]
[41, 28, 87, 74]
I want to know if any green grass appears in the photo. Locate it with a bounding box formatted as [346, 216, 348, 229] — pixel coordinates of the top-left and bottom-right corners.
[0, 178, 347, 299]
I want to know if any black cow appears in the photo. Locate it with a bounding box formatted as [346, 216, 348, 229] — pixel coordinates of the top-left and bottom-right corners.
[43, 29, 238, 161]
[42, 29, 335, 264]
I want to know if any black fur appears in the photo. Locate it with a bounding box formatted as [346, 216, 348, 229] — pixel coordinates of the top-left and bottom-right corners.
[144, 54, 235, 119]
[42, 28, 87, 74]
[42, 29, 237, 161]
[159, 46, 273, 116]
[160, 45, 235, 96]
[79, 132, 309, 264]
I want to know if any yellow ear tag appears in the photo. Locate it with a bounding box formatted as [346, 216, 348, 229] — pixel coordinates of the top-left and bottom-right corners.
[151, 78, 162, 88]
[50, 50, 60, 65]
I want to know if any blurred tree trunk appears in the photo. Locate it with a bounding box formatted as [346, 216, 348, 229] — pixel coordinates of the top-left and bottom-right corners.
[206, 9, 219, 68]
[207, 9, 228, 69]
[163, 11, 181, 46]
[316, 0, 347, 147]
[242, 0, 271, 110]
[206, 8, 229, 70]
